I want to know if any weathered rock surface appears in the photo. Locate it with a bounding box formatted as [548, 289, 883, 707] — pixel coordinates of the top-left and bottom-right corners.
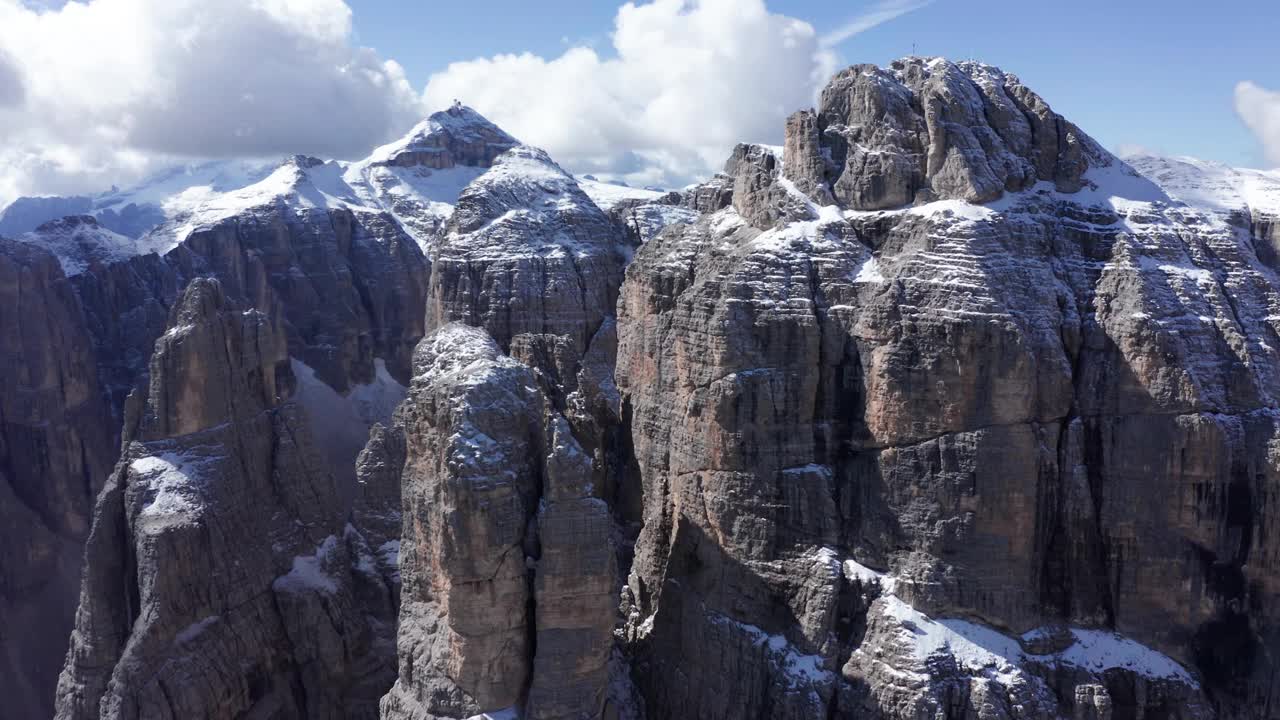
[376, 324, 616, 720]
[54, 278, 397, 720]
[779, 56, 1100, 211]
[346, 104, 522, 251]
[0, 240, 117, 720]
[380, 141, 635, 719]
[159, 160, 430, 392]
[426, 145, 636, 516]
[427, 145, 624, 358]
[14, 58, 1280, 720]
[616, 58, 1280, 719]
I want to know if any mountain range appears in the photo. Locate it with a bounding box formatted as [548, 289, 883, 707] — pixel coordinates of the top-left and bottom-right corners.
[2, 57, 1280, 720]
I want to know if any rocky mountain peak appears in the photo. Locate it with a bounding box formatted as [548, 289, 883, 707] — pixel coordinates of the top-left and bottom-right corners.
[367, 103, 519, 170]
[16, 213, 139, 276]
[284, 153, 328, 170]
[783, 55, 1109, 211]
[445, 144, 612, 245]
[137, 278, 288, 439]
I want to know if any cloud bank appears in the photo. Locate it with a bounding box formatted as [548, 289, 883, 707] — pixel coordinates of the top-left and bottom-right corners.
[0, 0, 423, 205]
[1235, 80, 1280, 167]
[423, 0, 840, 188]
[0, 0, 932, 205]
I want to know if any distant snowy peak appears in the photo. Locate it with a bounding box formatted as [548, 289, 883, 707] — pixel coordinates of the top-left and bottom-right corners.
[365, 103, 519, 170]
[0, 159, 276, 239]
[1, 105, 630, 262]
[1125, 153, 1280, 217]
[577, 178, 668, 211]
[0, 196, 93, 238]
[442, 145, 619, 260]
[17, 215, 140, 276]
[148, 155, 366, 247]
[341, 105, 522, 253]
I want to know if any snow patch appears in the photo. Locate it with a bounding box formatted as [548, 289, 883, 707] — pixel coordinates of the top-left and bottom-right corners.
[1126, 153, 1280, 217]
[873, 591, 1195, 685]
[274, 535, 341, 595]
[842, 558, 886, 585]
[1050, 628, 1196, 681]
[853, 255, 885, 284]
[464, 708, 520, 720]
[708, 613, 834, 690]
[578, 178, 666, 210]
[907, 198, 997, 223]
[174, 615, 220, 645]
[129, 452, 216, 523]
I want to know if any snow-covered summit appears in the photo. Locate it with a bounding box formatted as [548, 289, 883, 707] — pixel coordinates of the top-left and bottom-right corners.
[0, 159, 275, 239]
[442, 145, 620, 260]
[1125, 153, 1280, 217]
[343, 105, 522, 252]
[16, 215, 141, 276]
[146, 155, 366, 248]
[364, 103, 518, 168]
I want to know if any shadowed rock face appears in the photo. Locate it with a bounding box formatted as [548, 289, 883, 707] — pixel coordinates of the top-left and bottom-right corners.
[616, 58, 1280, 719]
[0, 241, 117, 720]
[2, 184, 430, 717]
[53, 279, 399, 720]
[166, 204, 428, 393]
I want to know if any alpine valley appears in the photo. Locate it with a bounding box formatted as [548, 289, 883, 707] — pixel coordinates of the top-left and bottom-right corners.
[3, 58, 1280, 720]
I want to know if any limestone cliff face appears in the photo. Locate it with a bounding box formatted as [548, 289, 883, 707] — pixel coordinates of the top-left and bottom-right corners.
[0, 241, 117, 720]
[54, 279, 398, 720]
[805, 57, 1098, 210]
[9, 162, 428, 718]
[14, 58, 1280, 720]
[427, 146, 624, 361]
[616, 58, 1279, 719]
[426, 145, 633, 515]
[376, 325, 617, 720]
[379, 144, 632, 720]
[165, 196, 428, 393]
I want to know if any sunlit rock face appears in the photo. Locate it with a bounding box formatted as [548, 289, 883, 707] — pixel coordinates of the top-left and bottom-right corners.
[615, 57, 1280, 719]
[376, 325, 618, 720]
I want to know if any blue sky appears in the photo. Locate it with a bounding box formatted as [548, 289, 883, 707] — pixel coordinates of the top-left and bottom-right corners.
[347, 0, 1280, 168]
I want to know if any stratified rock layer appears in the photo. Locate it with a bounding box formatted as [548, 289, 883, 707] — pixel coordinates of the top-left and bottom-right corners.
[377, 325, 616, 720]
[54, 278, 396, 720]
[617, 58, 1278, 719]
[0, 241, 117, 720]
[426, 145, 633, 515]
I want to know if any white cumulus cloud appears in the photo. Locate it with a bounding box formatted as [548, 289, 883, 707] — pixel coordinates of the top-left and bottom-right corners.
[1235, 80, 1280, 167]
[0, 0, 424, 205]
[423, 0, 841, 188]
